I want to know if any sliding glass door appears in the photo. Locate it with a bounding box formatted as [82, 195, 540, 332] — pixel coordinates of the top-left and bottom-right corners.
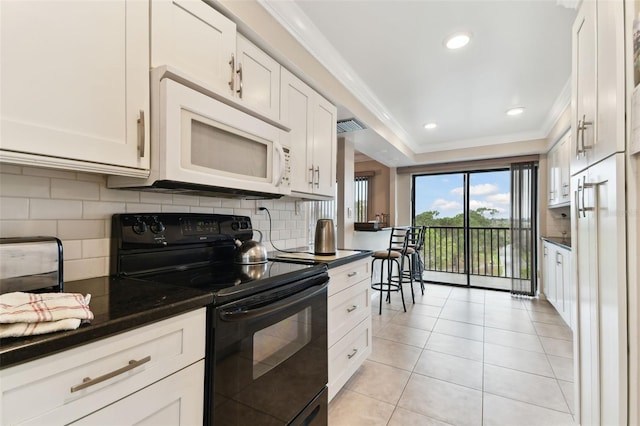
[413, 169, 512, 290]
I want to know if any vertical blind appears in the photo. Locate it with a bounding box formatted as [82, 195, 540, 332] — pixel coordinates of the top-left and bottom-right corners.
[354, 175, 371, 222]
[510, 161, 537, 296]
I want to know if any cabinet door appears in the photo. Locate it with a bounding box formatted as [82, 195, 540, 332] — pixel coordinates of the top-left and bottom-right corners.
[547, 146, 559, 206]
[544, 242, 557, 306]
[561, 249, 572, 329]
[151, 0, 236, 95]
[571, 0, 596, 175]
[281, 68, 314, 193]
[311, 96, 337, 197]
[554, 249, 567, 323]
[0, 0, 149, 173]
[71, 361, 204, 426]
[236, 34, 281, 121]
[558, 135, 571, 204]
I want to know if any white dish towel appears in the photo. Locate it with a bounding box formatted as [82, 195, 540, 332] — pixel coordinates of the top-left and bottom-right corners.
[0, 292, 94, 338]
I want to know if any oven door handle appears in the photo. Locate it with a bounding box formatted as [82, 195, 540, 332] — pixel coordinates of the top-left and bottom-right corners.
[219, 282, 327, 321]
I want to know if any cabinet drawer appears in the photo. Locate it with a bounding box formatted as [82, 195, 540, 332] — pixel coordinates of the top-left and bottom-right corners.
[70, 361, 204, 426]
[328, 283, 370, 347]
[328, 259, 370, 296]
[1, 308, 206, 426]
[328, 318, 372, 402]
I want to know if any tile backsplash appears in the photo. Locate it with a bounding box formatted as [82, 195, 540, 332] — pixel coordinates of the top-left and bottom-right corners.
[0, 165, 308, 282]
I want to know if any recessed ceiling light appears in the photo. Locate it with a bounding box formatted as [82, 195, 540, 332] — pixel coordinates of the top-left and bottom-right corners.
[506, 107, 525, 116]
[424, 122, 437, 129]
[444, 33, 471, 50]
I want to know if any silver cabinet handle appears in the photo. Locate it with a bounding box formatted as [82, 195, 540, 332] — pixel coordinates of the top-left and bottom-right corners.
[137, 110, 145, 158]
[347, 272, 358, 278]
[308, 166, 314, 185]
[236, 62, 243, 98]
[556, 252, 562, 265]
[347, 349, 358, 359]
[578, 114, 593, 154]
[346, 305, 358, 313]
[314, 166, 320, 188]
[562, 183, 570, 197]
[228, 54, 235, 92]
[70, 356, 151, 393]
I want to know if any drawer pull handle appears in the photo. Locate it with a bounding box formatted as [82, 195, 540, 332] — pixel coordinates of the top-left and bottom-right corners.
[70, 355, 151, 393]
[346, 305, 358, 313]
[347, 349, 358, 359]
[347, 272, 358, 278]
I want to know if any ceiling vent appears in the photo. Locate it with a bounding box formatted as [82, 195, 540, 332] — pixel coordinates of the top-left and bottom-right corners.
[336, 118, 365, 133]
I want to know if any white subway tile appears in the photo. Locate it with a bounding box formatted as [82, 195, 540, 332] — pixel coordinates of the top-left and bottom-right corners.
[76, 172, 106, 183]
[82, 201, 125, 219]
[51, 179, 100, 200]
[126, 203, 161, 213]
[100, 186, 140, 202]
[190, 206, 214, 214]
[62, 240, 82, 260]
[22, 166, 76, 180]
[0, 197, 29, 219]
[214, 208, 234, 215]
[0, 174, 50, 198]
[234, 208, 252, 217]
[82, 238, 110, 258]
[221, 199, 241, 208]
[240, 199, 256, 209]
[199, 197, 222, 208]
[64, 257, 108, 281]
[140, 192, 173, 204]
[256, 200, 274, 210]
[30, 199, 82, 219]
[285, 201, 296, 211]
[0, 220, 57, 238]
[279, 229, 291, 240]
[0, 164, 22, 174]
[58, 220, 106, 239]
[172, 194, 199, 206]
[161, 204, 190, 212]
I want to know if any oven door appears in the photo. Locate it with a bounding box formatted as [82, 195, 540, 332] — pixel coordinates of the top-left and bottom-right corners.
[210, 274, 328, 426]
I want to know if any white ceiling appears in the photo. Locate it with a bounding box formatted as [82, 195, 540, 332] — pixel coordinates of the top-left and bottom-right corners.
[260, 0, 577, 167]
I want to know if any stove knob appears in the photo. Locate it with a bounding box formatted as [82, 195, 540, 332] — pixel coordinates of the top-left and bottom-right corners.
[150, 220, 165, 234]
[231, 222, 239, 231]
[132, 218, 147, 235]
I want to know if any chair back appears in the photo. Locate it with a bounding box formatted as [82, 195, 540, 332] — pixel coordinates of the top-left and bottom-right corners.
[388, 227, 410, 252]
[410, 225, 427, 251]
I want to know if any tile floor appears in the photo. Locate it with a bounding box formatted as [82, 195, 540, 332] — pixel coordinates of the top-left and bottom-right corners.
[328, 283, 575, 426]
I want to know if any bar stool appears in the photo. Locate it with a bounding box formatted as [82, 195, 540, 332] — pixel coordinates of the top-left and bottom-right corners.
[405, 225, 426, 295]
[371, 227, 411, 315]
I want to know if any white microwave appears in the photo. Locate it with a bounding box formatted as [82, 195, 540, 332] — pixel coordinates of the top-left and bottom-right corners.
[109, 68, 291, 199]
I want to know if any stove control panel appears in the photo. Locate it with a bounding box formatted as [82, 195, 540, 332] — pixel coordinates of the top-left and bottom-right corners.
[113, 213, 254, 248]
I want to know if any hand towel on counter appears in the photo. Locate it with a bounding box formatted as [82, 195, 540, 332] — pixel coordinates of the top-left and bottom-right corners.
[0, 292, 93, 338]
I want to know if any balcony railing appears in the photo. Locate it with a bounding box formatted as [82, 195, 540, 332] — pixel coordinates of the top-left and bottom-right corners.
[422, 226, 511, 278]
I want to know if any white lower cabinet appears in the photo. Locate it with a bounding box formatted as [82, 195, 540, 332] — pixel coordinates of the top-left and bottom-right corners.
[327, 258, 372, 401]
[542, 240, 572, 329]
[0, 309, 206, 426]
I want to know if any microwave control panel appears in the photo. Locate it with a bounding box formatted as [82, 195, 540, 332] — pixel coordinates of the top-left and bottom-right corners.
[280, 147, 291, 188]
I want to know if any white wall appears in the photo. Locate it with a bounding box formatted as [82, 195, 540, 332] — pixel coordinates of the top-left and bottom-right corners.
[0, 165, 309, 282]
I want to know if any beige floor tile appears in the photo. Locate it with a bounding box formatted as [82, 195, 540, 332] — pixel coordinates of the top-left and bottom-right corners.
[328, 388, 395, 426]
[484, 293, 527, 310]
[414, 349, 483, 390]
[558, 380, 576, 415]
[425, 332, 484, 361]
[433, 318, 484, 342]
[439, 303, 485, 326]
[423, 284, 453, 298]
[344, 360, 411, 405]
[521, 299, 559, 314]
[390, 310, 438, 331]
[484, 342, 555, 377]
[533, 322, 573, 341]
[548, 354, 574, 382]
[448, 290, 485, 304]
[397, 375, 482, 426]
[484, 304, 532, 319]
[483, 393, 575, 426]
[414, 294, 448, 307]
[540, 336, 573, 358]
[404, 302, 443, 318]
[387, 407, 454, 426]
[484, 364, 570, 413]
[375, 322, 430, 348]
[527, 309, 567, 325]
[368, 336, 422, 371]
[484, 314, 537, 334]
[484, 327, 544, 352]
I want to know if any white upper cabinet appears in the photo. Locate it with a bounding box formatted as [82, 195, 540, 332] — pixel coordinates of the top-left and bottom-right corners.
[571, 0, 625, 175]
[281, 68, 337, 199]
[548, 132, 570, 207]
[0, 0, 150, 176]
[151, 1, 280, 121]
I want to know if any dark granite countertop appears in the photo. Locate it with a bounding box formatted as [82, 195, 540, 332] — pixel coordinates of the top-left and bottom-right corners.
[268, 248, 372, 269]
[541, 236, 572, 250]
[0, 276, 213, 369]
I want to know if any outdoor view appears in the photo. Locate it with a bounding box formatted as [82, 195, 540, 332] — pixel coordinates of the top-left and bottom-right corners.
[414, 170, 512, 289]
